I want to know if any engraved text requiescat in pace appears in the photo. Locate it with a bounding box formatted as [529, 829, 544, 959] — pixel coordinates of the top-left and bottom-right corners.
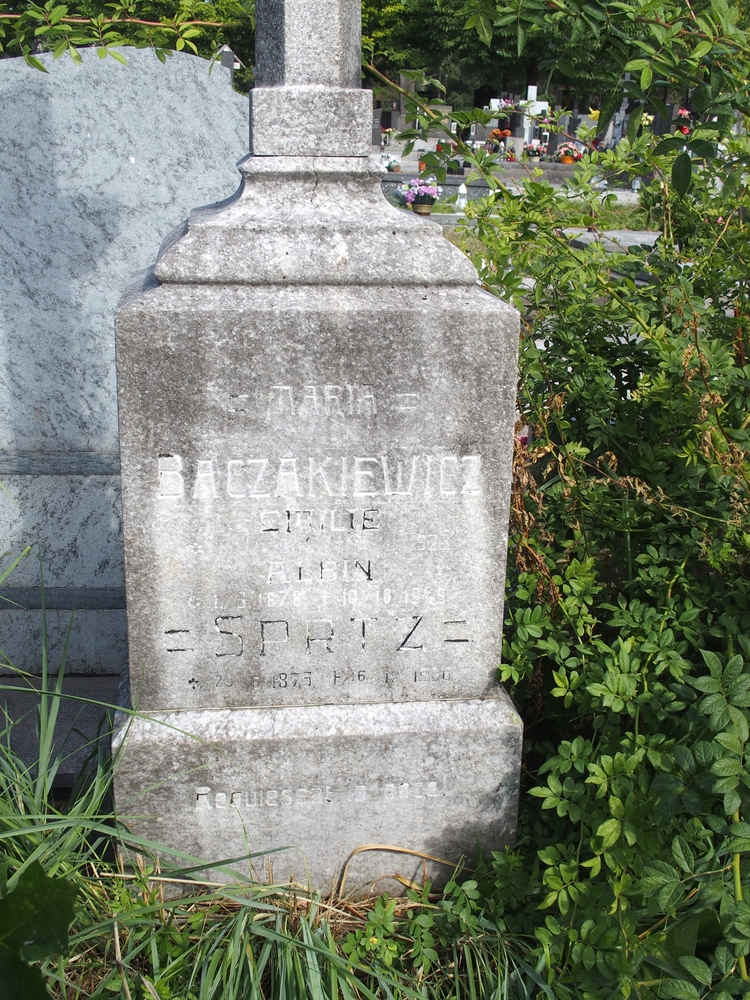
[194, 776, 443, 812]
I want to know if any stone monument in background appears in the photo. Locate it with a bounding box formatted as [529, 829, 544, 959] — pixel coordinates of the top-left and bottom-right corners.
[0, 49, 247, 778]
[114, 0, 522, 890]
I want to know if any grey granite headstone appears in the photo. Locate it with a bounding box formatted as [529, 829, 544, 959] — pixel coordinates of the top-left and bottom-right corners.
[0, 49, 248, 764]
[113, 0, 522, 892]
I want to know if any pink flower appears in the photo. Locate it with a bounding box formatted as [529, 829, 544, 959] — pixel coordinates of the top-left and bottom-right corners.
[677, 108, 690, 118]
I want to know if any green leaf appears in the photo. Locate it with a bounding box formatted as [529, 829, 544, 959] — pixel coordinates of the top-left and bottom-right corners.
[627, 105, 643, 141]
[693, 40, 712, 59]
[0, 862, 77, 997]
[671, 836, 694, 874]
[658, 880, 685, 910]
[688, 138, 715, 159]
[654, 136, 686, 156]
[517, 23, 526, 56]
[672, 152, 692, 196]
[661, 981, 700, 1000]
[597, 818, 621, 849]
[679, 955, 712, 987]
[640, 65, 653, 90]
[597, 90, 621, 131]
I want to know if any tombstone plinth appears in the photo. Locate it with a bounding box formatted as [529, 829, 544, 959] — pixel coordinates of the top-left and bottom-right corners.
[113, 0, 522, 892]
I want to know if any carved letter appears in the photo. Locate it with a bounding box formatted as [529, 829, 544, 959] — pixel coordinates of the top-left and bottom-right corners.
[260, 510, 280, 532]
[351, 617, 377, 651]
[382, 455, 419, 495]
[193, 460, 219, 499]
[324, 384, 344, 416]
[268, 385, 295, 415]
[260, 620, 289, 655]
[214, 616, 243, 657]
[227, 460, 245, 498]
[306, 619, 334, 654]
[397, 616, 424, 651]
[247, 459, 270, 497]
[354, 560, 372, 581]
[353, 457, 380, 496]
[308, 457, 334, 497]
[302, 385, 320, 414]
[362, 509, 380, 530]
[444, 620, 470, 644]
[158, 454, 184, 497]
[439, 456, 459, 496]
[461, 455, 482, 495]
[276, 457, 301, 497]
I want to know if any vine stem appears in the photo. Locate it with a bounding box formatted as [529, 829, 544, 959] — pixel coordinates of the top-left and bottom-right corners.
[732, 810, 749, 981]
[0, 13, 233, 25]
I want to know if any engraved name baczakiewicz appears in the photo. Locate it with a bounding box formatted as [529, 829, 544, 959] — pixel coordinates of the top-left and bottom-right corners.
[156, 453, 482, 499]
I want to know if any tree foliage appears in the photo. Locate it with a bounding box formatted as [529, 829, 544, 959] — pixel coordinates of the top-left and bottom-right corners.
[0, 0, 253, 70]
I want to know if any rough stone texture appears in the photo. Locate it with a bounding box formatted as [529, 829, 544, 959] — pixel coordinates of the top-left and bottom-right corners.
[255, 0, 361, 87]
[155, 157, 476, 285]
[0, 47, 247, 456]
[114, 0, 521, 890]
[3, 676, 120, 785]
[249, 89, 371, 156]
[116, 283, 517, 711]
[0, 476, 123, 589]
[0, 47, 248, 696]
[250, 0, 368, 156]
[0, 612, 126, 677]
[113, 696, 522, 891]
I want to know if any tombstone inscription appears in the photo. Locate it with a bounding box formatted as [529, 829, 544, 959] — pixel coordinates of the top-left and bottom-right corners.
[113, 0, 522, 890]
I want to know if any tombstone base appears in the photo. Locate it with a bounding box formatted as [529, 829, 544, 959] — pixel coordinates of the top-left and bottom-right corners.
[113, 694, 521, 894]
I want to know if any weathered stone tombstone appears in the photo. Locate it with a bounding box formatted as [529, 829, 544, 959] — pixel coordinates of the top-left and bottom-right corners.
[113, 0, 522, 891]
[0, 48, 248, 779]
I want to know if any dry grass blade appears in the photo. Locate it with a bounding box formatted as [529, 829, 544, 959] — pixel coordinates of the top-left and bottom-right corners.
[335, 844, 461, 896]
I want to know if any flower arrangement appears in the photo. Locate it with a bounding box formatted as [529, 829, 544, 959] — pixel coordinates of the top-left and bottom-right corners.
[489, 128, 512, 143]
[588, 108, 601, 121]
[676, 107, 691, 134]
[397, 177, 442, 206]
[557, 141, 583, 162]
[524, 142, 547, 157]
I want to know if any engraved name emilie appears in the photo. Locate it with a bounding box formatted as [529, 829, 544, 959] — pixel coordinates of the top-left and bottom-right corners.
[195, 777, 442, 812]
[156, 453, 482, 500]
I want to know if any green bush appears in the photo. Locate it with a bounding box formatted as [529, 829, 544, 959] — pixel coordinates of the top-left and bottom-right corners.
[431, 92, 750, 1000]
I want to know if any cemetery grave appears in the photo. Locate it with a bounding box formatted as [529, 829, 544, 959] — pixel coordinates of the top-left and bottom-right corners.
[112, 0, 522, 892]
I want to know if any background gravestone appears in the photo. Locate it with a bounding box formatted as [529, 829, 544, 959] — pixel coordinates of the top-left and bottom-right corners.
[114, 0, 522, 892]
[0, 48, 248, 778]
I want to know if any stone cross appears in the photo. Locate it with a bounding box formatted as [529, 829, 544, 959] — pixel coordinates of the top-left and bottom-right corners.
[113, 0, 522, 892]
[250, 0, 370, 155]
